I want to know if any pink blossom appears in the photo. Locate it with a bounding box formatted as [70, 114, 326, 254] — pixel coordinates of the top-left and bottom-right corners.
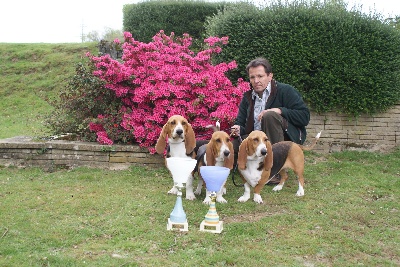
[96, 131, 113, 145]
[89, 122, 104, 132]
[87, 30, 248, 153]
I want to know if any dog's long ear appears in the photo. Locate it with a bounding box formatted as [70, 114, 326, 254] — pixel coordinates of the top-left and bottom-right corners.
[237, 139, 248, 170]
[264, 140, 273, 171]
[224, 141, 234, 169]
[155, 123, 168, 155]
[205, 143, 216, 166]
[185, 123, 196, 154]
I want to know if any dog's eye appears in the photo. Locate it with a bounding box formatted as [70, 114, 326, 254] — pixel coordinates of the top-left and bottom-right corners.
[264, 138, 268, 142]
[226, 138, 230, 143]
[170, 120, 176, 125]
[216, 138, 221, 143]
[253, 138, 259, 143]
[182, 121, 186, 126]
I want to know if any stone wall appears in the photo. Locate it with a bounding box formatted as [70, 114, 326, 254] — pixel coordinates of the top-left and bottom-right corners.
[0, 136, 163, 171]
[0, 104, 399, 170]
[305, 104, 400, 153]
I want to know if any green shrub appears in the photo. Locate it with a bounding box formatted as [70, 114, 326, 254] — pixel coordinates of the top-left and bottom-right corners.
[44, 61, 134, 143]
[205, 1, 400, 116]
[123, 0, 227, 47]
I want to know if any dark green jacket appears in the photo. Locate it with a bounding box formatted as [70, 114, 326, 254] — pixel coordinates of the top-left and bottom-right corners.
[234, 79, 310, 144]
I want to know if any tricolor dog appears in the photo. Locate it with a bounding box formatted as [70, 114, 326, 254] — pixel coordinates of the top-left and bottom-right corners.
[237, 130, 321, 204]
[194, 131, 234, 204]
[155, 115, 197, 200]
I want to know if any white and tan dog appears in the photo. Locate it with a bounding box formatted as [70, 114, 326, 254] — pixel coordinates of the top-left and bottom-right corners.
[194, 131, 234, 204]
[155, 115, 197, 200]
[237, 130, 321, 204]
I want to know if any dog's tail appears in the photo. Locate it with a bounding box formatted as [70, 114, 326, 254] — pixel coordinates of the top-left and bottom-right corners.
[299, 131, 322, 151]
[205, 120, 220, 132]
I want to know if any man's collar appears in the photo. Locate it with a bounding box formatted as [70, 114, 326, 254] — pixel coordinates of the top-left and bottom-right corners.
[251, 82, 271, 100]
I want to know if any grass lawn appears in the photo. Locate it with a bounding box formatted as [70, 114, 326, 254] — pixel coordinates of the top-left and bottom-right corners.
[1, 149, 399, 266]
[0, 42, 399, 266]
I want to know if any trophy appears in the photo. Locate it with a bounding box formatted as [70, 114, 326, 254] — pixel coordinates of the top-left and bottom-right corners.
[199, 166, 230, 233]
[166, 157, 197, 231]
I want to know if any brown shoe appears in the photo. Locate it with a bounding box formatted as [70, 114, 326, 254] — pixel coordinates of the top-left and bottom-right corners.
[266, 174, 281, 185]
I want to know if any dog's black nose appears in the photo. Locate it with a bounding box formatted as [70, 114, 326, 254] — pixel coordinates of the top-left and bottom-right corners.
[224, 150, 230, 157]
[176, 129, 183, 136]
[261, 148, 267, 155]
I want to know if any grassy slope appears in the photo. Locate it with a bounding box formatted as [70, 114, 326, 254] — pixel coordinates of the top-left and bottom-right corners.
[0, 43, 97, 139]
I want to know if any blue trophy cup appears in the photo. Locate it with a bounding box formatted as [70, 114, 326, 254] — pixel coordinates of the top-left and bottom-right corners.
[199, 166, 230, 233]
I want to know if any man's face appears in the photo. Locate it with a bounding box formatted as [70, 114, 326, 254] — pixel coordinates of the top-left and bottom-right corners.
[248, 65, 273, 96]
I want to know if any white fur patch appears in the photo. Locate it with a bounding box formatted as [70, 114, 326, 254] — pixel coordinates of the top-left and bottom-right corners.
[239, 158, 263, 187]
[185, 174, 196, 200]
[203, 196, 212, 204]
[238, 183, 251, 202]
[216, 195, 227, 203]
[296, 183, 305, 196]
[172, 121, 184, 138]
[238, 195, 250, 202]
[217, 142, 230, 161]
[253, 193, 263, 204]
[273, 184, 283, 192]
[239, 142, 267, 187]
[167, 122, 187, 157]
[168, 186, 179, 195]
[255, 142, 267, 157]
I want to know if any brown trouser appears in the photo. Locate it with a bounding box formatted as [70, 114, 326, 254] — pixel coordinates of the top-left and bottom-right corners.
[232, 111, 289, 164]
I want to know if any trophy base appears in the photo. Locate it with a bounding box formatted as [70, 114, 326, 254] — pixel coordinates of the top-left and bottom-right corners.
[167, 218, 188, 232]
[199, 220, 223, 233]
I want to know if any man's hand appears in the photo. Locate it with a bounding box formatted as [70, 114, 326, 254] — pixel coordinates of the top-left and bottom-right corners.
[257, 108, 282, 121]
[230, 125, 240, 137]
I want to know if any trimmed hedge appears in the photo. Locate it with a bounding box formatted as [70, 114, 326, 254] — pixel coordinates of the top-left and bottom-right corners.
[205, 1, 400, 116]
[123, 0, 226, 45]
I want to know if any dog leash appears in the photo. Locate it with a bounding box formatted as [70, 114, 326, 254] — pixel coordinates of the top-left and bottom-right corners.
[231, 163, 278, 187]
[231, 164, 243, 187]
[230, 132, 244, 187]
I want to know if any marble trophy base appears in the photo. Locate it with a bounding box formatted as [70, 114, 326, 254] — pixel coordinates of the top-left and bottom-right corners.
[199, 220, 223, 233]
[167, 218, 189, 232]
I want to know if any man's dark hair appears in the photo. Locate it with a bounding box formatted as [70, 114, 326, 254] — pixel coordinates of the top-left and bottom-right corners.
[246, 57, 273, 75]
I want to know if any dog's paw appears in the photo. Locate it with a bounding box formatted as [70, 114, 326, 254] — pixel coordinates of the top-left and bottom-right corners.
[272, 184, 283, 192]
[216, 196, 227, 203]
[296, 184, 305, 196]
[203, 196, 212, 205]
[238, 196, 250, 202]
[186, 193, 196, 200]
[168, 187, 178, 195]
[253, 194, 263, 204]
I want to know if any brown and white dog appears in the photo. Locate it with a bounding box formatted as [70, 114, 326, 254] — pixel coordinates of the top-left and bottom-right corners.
[194, 130, 234, 204]
[155, 115, 197, 200]
[237, 130, 321, 204]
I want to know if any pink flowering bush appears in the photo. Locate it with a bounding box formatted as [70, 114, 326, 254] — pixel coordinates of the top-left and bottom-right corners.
[87, 30, 249, 153]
